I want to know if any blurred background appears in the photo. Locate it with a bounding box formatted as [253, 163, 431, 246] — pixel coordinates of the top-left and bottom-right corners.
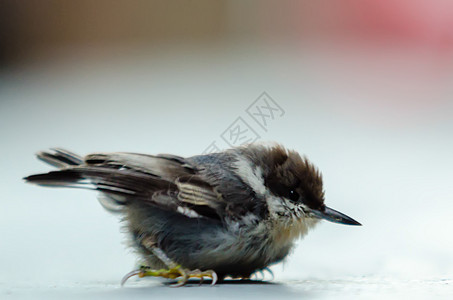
[1, 0, 452, 298]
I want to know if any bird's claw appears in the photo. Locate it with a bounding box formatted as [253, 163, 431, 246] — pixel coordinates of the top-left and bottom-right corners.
[121, 265, 218, 287]
[121, 269, 143, 286]
[170, 268, 218, 287]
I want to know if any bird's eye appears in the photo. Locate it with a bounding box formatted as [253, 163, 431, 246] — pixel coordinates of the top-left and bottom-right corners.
[289, 190, 299, 202]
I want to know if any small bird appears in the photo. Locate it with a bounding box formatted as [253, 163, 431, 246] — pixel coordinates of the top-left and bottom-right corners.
[25, 143, 361, 286]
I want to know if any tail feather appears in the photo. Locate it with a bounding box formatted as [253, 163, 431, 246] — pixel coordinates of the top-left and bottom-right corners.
[25, 148, 183, 213]
[24, 169, 84, 187]
[37, 148, 83, 169]
[24, 167, 175, 196]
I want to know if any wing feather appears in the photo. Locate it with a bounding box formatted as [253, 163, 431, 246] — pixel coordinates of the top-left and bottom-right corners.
[26, 150, 224, 220]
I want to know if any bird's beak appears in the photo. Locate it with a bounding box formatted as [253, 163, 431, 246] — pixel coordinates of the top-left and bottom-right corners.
[312, 206, 361, 226]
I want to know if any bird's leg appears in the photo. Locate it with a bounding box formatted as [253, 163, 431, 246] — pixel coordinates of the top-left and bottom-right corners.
[121, 234, 218, 287]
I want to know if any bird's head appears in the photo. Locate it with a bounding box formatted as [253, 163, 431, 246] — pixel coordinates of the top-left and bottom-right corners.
[237, 143, 361, 230]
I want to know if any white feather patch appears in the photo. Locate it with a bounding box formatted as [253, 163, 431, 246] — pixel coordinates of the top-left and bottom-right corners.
[265, 195, 319, 244]
[176, 206, 202, 218]
[231, 156, 266, 195]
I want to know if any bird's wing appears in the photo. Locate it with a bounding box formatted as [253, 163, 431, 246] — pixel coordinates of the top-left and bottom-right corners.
[187, 153, 266, 222]
[25, 150, 224, 220]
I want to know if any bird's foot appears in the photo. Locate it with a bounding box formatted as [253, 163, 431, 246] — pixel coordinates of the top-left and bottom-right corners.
[121, 265, 218, 287]
[250, 267, 274, 281]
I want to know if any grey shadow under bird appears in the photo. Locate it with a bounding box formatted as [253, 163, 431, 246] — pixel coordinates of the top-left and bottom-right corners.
[24, 143, 361, 286]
